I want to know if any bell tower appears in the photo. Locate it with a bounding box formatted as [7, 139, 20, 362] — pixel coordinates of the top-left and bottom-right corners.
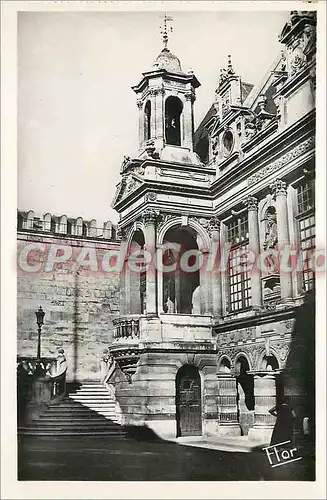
[132, 15, 200, 157]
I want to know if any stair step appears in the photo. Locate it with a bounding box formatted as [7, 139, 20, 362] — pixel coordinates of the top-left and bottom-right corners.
[18, 429, 127, 437]
[34, 417, 119, 424]
[19, 382, 124, 439]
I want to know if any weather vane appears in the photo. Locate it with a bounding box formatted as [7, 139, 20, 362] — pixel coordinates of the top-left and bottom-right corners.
[160, 14, 173, 49]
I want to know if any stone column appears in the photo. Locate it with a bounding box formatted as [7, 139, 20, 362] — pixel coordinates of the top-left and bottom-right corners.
[271, 179, 293, 300]
[244, 196, 262, 309]
[117, 227, 128, 316]
[149, 89, 158, 142]
[142, 209, 158, 317]
[136, 100, 144, 150]
[217, 374, 241, 436]
[248, 371, 276, 442]
[209, 217, 222, 318]
[183, 92, 195, 150]
[155, 88, 165, 150]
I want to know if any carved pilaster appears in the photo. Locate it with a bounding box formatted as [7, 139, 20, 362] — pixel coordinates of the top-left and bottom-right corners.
[243, 195, 258, 211]
[270, 179, 287, 198]
[141, 208, 160, 226]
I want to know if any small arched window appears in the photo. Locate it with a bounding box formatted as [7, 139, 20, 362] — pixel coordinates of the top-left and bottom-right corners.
[144, 101, 151, 141]
[165, 96, 183, 146]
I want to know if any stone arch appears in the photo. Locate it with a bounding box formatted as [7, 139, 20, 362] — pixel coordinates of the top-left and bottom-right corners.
[234, 352, 252, 373]
[157, 217, 210, 251]
[126, 228, 146, 315]
[234, 353, 255, 417]
[165, 96, 183, 146]
[217, 355, 232, 373]
[258, 351, 280, 371]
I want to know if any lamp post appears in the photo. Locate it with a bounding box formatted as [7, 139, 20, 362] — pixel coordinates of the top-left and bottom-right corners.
[35, 306, 45, 360]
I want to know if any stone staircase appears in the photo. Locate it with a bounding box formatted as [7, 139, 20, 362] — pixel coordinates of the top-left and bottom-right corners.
[18, 382, 127, 438]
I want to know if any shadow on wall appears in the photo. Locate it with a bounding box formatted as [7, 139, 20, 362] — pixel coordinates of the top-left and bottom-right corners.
[73, 271, 80, 382]
[283, 290, 315, 446]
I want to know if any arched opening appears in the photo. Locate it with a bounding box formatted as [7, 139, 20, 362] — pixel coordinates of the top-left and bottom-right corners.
[218, 357, 231, 373]
[176, 364, 202, 437]
[128, 230, 146, 314]
[144, 100, 151, 141]
[162, 226, 200, 314]
[235, 355, 254, 435]
[165, 96, 183, 146]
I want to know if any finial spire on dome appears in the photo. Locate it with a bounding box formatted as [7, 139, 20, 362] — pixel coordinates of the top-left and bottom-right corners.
[160, 14, 173, 49]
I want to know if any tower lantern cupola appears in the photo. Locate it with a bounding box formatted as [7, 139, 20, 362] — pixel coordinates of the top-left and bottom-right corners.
[132, 15, 200, 160]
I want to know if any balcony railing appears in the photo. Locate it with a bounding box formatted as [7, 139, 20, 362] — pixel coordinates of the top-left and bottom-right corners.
[113, 316, 140, 340]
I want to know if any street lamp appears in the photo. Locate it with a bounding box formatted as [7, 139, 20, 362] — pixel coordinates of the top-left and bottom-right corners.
[35, 306, 45, 360]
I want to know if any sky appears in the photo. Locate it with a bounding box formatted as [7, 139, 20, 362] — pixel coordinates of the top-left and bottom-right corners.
[18, 9, 291, 225]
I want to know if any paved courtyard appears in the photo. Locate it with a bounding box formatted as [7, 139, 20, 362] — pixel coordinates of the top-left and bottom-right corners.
[18, 435, 315, 482]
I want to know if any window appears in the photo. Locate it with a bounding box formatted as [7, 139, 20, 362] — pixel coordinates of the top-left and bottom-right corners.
[297, 178, 315, 291]
[144, 101, 151, 141]
[227, 215, 251, 312]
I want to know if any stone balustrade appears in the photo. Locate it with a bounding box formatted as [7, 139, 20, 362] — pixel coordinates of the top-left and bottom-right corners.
[17, 350, 68, 424]
[113, 316, 140, 340]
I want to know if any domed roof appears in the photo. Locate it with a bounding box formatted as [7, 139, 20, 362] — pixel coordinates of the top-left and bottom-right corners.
[153, 48, 182, 72]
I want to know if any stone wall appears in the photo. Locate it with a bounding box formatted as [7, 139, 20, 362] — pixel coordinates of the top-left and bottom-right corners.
[17, 231, 121, 382]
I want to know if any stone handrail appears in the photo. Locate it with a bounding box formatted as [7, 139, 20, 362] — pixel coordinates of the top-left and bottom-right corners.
[17, 350, 68, 423]
[112, 316, 140, 340]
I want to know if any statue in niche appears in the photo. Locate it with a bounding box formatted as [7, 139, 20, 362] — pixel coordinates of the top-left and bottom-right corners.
[262, 208, 280, 294]
[263, 209, 278, 250]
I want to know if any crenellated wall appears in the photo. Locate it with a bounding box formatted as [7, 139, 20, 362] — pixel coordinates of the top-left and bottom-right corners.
[17, 210, 117, 240]
[17, 210, 121, 382]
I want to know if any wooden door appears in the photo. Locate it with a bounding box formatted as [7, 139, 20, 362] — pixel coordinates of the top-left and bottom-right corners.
[176, 365, 202, 437]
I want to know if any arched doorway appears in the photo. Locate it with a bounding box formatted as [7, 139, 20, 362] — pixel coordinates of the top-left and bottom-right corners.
[176, 364, 202, 437]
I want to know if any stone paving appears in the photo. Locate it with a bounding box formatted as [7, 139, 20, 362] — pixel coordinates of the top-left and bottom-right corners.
[18, 434, 315, 482]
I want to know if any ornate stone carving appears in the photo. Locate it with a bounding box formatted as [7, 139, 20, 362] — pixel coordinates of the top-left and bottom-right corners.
[120, 155, 132, 173]
[185, 91, 195, 103]
[270, 179, 287, 198]
[221, 93, 230, 118]
[249, 345, 265, 371]
[208, 216, 220, 236]
[149, 88, 159, 96]
[144, 139, 158, 159]
[247, 137, 315, 186]
[219, 54, 236, 87]
[243, 195, 258, 211]
[211, 135, 219, 157]
[141, 208, 160, 225]
[136, 100, 143, 109]
[271, 341, 291, 367]
[116, 226, 127, 241]
[157, 213, 174, 232]
[145, 191, 157, 202]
